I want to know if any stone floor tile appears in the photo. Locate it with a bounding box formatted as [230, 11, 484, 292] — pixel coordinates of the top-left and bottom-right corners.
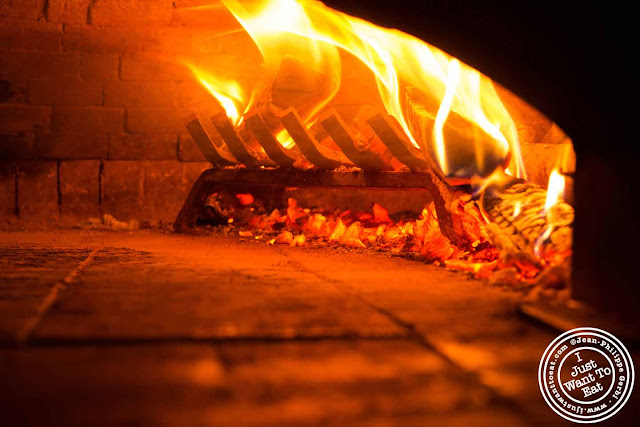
[0, 246, 91, 342]
[0, 344, 221, 427]
[32, 243, 404, 341]
[2, 230, 634, 426]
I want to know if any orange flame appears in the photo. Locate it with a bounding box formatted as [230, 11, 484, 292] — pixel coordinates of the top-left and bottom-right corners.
[432, 58, 460, 175]
[185, 0, 526, 179]
[544, 169, 566, 212]
[534, 168, 567, 258]
[185, 61, 253, 126]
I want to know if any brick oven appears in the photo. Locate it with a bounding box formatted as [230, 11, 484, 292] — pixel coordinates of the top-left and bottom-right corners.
[1, 1, 638, 426]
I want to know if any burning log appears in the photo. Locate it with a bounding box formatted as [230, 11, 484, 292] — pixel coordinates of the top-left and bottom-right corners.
[184, 115, 236, 166]
[244, 112, 297, 168]
[318, 108, 388, 170]
[211, 112, 272, 168]
[280, 108, 347, 170]
[270, 57, 337, 120]
[481, 177, 573, 270]
[366, 112, 429, 170]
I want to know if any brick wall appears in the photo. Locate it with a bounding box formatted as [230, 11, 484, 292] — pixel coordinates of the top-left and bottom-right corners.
[0, 2, 205, 226]
[0, 0, 381, 227]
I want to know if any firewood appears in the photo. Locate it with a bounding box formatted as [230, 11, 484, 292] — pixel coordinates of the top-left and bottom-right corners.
[244, 112, 297, 168]
[184, 115, 236, 166]
[481, 177, 573, 265]
[270, 57, 335, 117]
[280, 108, 347, 169]
[247, 56, 336, 148]
[405, 87, 508, 179]
[211, 112, 272, 168]
[319, 108, 388, 170]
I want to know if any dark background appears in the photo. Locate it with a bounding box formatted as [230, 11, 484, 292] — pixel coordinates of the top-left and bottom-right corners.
[325, 0, 638, 311]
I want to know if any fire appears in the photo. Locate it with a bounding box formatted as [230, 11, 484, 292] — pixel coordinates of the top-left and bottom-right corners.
[534, 168, 568, 258]
[185, 62, 252, 126]
[432, 59, 460, 175]
[544, 169, 566, 212]
[181, 1, 574, 289]
[183, 0, 525, 180]
[512, 201, 522, 218]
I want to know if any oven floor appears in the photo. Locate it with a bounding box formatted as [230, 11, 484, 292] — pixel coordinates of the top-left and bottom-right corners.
[0, 230, 636, 426]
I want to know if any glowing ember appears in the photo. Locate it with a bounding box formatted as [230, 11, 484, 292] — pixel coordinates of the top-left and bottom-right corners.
[208, 191, 571, 288]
